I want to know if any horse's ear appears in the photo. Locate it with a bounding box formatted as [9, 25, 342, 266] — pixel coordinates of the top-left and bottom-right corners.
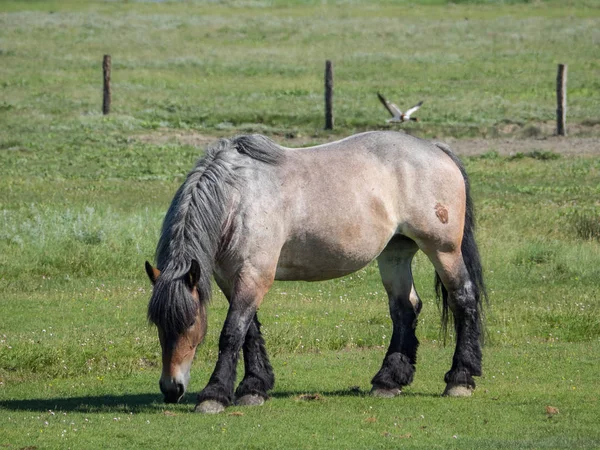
[187, 259, 201, 289]
[145, 261, 160, 285]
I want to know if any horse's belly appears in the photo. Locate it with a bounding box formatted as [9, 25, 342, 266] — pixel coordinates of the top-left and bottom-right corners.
[275, 258, 366, 281]
[274, 229, 393, 282]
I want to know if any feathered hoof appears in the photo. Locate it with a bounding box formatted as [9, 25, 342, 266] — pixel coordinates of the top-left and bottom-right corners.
[371, 387, 401, 398]
[194, 400, 226, 414]
[443, 383, 473, 397]
[235, 394, 265, 407]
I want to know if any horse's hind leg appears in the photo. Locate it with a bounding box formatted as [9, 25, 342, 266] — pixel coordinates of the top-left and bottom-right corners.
[427, 249, 482, 397]
[235, 313, 275, 405]
[371, 236, 422, 397]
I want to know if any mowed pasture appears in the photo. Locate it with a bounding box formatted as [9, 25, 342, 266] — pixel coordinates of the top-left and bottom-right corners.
[1, 0, 600, 448]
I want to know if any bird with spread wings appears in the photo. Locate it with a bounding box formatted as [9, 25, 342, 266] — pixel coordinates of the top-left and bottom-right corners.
[377, 92, 423, 123]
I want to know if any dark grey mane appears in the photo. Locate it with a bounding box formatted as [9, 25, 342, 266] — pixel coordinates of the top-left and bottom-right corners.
[148, 134, 285, 334]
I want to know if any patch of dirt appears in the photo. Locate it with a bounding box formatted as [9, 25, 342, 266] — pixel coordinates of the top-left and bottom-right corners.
[431, 119, 599, 156]
[134, 128, 599, 157]
[134, 128, 325, 148]
[135, 130, 216, 148]
[443, 136, 599, 157]
[295, 393, 324, 401]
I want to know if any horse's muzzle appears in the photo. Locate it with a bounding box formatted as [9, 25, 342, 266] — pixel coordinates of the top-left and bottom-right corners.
[160, 379, 185, 404]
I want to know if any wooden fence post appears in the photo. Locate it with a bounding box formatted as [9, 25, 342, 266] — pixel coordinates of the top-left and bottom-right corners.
[324, 60, 334, 130]
[103, 55, 111, 115]
[556, 63, 567, 136]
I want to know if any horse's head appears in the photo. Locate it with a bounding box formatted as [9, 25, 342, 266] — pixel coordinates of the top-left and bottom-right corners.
[145, 260, 207, 404]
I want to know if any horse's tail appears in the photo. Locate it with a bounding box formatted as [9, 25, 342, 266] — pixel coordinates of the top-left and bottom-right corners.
[433, 142, 487, 342]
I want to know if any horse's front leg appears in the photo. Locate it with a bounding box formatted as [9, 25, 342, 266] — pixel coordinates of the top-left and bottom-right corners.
[194, 304, 256, 414]
[235, 313, 275, 406]
[195, 266, 274, 414]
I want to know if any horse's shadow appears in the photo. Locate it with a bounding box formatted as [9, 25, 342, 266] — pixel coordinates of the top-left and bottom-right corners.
[0, 394, 163, 414]
[0, 389, 439, 413]
[270, 389, 440, 399]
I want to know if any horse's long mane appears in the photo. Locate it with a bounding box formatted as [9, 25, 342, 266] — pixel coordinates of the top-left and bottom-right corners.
[148, 135, 285, 334]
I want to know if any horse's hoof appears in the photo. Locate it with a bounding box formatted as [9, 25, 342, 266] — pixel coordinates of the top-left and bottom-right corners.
[371, 387, 401, 398]
[443, 383, 473, 397]
[194, 400, 226, 414]
[235, 394, 265, 407]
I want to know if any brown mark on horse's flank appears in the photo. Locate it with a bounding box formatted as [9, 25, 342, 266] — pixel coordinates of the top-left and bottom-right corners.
[435, 203, 449, 224]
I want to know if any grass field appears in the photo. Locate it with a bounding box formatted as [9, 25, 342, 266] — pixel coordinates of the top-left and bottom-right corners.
[1, 0, 600, 448]
[1, 0, 600, 138]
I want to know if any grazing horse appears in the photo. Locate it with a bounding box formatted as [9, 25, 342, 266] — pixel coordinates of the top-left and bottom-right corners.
[145, 131, 486, 414]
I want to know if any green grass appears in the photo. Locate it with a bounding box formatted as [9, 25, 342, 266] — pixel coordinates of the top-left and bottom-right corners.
[1, 151, 599, 448]
[1, 0, 599, 139]
[1, 0, 600, 448]
[1, 344, 599, 449]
